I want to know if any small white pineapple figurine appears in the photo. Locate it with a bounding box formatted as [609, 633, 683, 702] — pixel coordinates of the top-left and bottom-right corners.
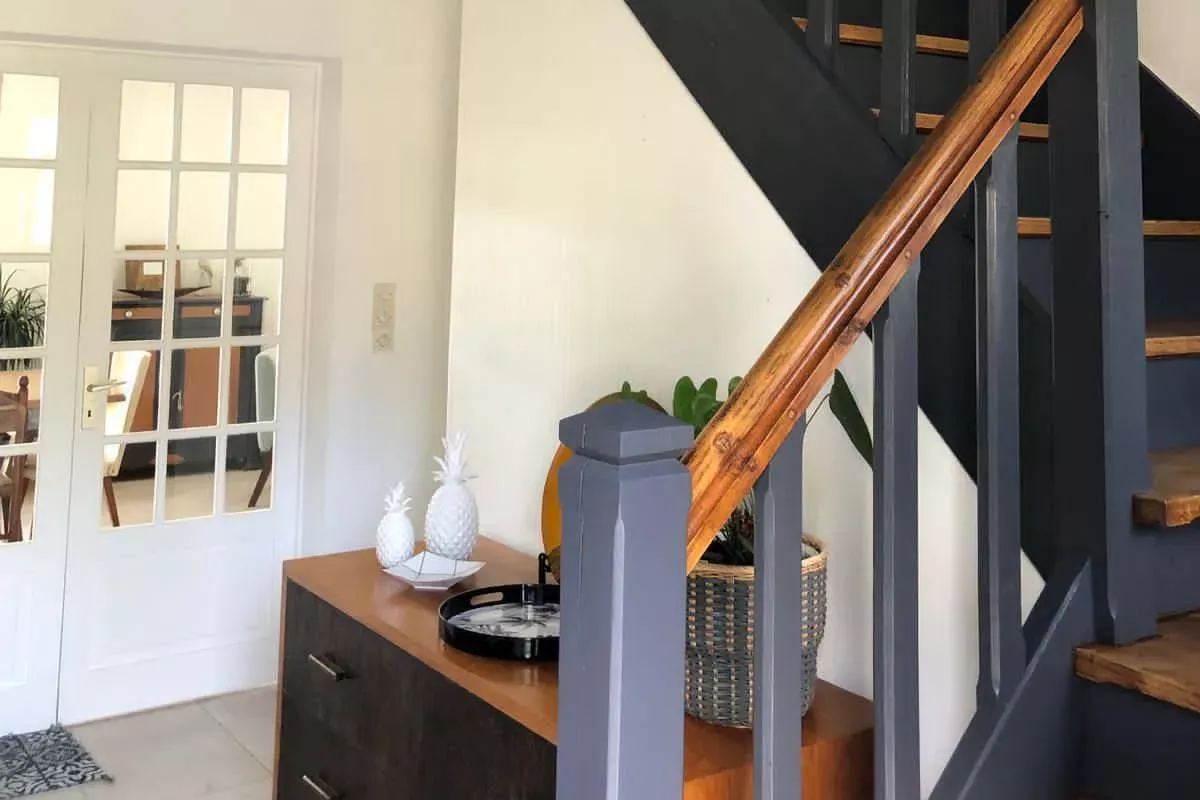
[376, 481, 416, 569]
[425, 433, 480, 560]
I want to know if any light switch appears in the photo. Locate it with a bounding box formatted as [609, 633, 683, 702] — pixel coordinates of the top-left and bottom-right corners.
[372, 282, 396, 353]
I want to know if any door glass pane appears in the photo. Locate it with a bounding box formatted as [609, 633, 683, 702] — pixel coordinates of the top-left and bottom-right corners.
[0, 455, 37, 543]
[0, 74, 59, 160]
[114, 170, 170, 250]
[118, 81, 175, 162]
[235, 173, 286, 249]
[225, 432, 270, 513]
[169, 347, 219, 429]
[0, 358, 41, 445]
[100, 446, 155, 529]
[180, 84, 233, 163]
[239, 88, 289, 165]
[177, 172, 229, 250]
[113, 255, 166, 342]
[165, 436, 215, 521]
[0, 263, 47, 348]
[106, 349, 157, 435]
[0, 168, 54, 252]
[236, 258, 279, 336]
[231, 345, 274, 425]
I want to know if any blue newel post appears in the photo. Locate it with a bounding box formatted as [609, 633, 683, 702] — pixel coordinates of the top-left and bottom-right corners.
[555, 401, 694, 800]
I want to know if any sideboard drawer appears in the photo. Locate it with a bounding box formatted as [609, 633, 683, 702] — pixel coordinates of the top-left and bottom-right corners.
[282, 582, 415, 758]
[281, 580, 557, 798]
[277, 694, 382, 800]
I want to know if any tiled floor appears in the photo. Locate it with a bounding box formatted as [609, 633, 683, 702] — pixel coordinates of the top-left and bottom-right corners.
[37, 687, 276, 800]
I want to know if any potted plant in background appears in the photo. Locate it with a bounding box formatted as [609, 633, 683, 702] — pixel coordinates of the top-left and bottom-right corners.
[542, 370, 870, 725]
[0, 272, 46, 370]
[645, 373, 868, 727]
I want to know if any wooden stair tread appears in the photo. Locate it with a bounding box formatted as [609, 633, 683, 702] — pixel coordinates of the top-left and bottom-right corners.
[1019, 218, 1200, 238]
[1076, 612, 1200, 714]
[793, 18, 968, 57]
[870, 109, 1048, 140]
[1135, 447, 1200, 527]
[1146, 320, 1200, 359]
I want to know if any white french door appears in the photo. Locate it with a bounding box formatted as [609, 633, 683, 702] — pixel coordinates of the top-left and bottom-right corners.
[0, 44, 318, 732]
[0, 44, 91, 735]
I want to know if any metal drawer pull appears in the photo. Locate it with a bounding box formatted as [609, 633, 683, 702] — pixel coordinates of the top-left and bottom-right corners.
[307, 653, 347, 681]
[301, 774, 340, 800]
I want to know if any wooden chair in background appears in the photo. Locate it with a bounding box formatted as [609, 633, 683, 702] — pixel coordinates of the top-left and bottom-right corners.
[249, 348, 276, 508]
[0, 375, 33, 543]
[102, 351, 151, 527]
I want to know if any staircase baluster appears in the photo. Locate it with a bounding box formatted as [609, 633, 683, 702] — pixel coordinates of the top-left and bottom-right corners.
[875, 2, 922, 798]
[806, 0, 840, 72]
[752, 419, 807, 800]
[969, 0, 1026, 714]
[1047, 0, 1156, 645]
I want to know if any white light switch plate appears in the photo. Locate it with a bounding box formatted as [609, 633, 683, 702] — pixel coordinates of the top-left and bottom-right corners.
[372, 282, 396, 353]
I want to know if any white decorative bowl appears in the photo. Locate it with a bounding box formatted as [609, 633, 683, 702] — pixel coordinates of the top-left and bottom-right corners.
[384, 551, 485, 592]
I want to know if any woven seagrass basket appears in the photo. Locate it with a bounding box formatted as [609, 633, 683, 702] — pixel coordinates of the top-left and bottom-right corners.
[684, 535, 828, 728]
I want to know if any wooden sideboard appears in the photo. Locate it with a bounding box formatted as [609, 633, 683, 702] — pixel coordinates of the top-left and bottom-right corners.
[111, 292, 265, 476]
[276, 540, 873, 799]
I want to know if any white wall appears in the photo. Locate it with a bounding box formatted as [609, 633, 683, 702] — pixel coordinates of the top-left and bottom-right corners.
[1140, 0, 1200, 112]
[2, 0, 463, 555]
[450, 0, 1045, 793]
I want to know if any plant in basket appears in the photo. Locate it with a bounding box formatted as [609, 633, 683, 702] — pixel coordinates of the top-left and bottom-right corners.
[626, 372, 871, 727]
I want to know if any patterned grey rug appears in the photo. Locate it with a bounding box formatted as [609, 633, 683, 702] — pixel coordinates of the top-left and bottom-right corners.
[0, 726, 109, 798]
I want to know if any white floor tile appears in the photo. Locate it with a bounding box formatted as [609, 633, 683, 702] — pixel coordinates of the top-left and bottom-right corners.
[71, 703, 268, 800]
[201, 688, 277, 769]
[201, 780, 272, 800]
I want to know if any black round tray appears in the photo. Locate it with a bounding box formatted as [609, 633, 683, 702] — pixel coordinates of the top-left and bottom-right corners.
[438, 582, 561, 662]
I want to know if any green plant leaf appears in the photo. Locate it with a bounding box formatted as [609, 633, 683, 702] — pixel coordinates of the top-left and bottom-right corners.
[830, 369, 873, 467]
[673, 376, 697, 422]
[698, 377, 719, 400]
[621, 381, 633, 399]
[691, 393, 720, 434]
[728, 376, 743, 397]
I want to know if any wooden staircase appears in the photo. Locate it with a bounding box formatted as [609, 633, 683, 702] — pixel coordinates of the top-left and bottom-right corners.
[800, 4, 1200, 797]
[623, 0, 1200, 796]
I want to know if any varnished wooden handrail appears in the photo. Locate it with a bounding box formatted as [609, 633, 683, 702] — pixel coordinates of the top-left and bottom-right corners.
[682, 0, 1084, 570]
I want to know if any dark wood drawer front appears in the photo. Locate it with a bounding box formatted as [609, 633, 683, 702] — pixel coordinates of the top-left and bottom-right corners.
[282, 581, 557, 799]
[277, 695, 379, 800]
[282, 581, 412, 756]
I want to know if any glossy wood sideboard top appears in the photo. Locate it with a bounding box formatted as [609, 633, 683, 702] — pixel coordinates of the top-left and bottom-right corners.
[283, 539, 873, 797]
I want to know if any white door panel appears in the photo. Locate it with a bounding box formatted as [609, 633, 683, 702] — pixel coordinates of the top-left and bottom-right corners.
[58, 50, 316, 724]
[0, 44, 90, 735]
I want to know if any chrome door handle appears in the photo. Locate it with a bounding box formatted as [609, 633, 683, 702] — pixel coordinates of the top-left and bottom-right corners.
[307, 653, 347, 681]
[301, 774, 340, 800]
[86, 379, 126, 393]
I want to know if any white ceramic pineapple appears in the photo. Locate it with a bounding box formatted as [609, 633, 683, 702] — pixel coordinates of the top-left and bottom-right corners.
[376, 481, 416, 569]
[424, 433, 479, 560]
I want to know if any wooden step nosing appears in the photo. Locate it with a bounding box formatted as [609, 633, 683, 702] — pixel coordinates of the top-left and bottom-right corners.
[1020, 218, 1200, 238]
[793, 18, 969, 58]
[868, 109, 1048, 140]
[1075, 649, 1200, 714]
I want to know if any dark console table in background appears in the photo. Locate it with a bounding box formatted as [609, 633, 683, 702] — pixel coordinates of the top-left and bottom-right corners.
[276, 540, 873, 799]
[111, 292, 265, 476]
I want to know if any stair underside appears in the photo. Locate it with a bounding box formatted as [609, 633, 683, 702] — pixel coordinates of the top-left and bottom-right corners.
[1076, 612, 1200, 714]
